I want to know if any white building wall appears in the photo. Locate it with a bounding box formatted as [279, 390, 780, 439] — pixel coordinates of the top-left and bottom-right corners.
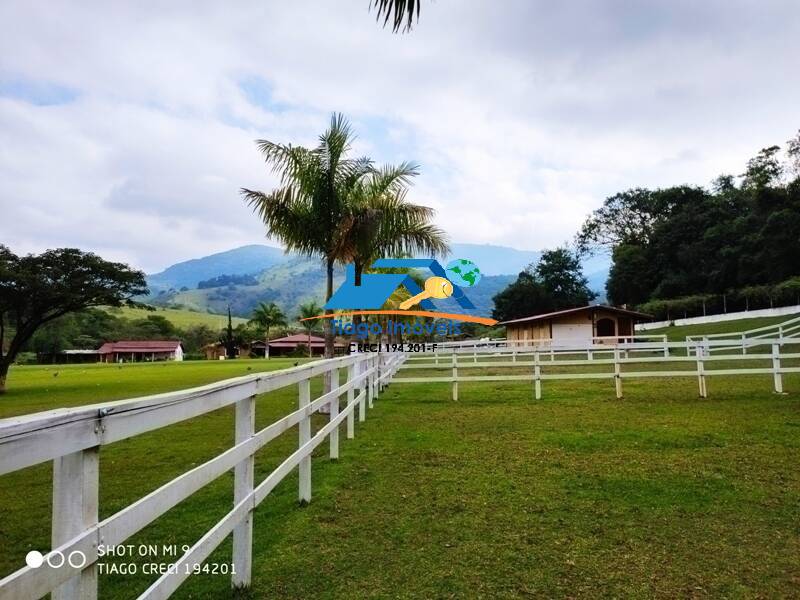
[636, 305, 800, 331]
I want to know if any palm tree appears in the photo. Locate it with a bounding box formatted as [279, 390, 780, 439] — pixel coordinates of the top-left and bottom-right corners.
[249, 302, 287, 359]
[242, 113, 372, 370]
[371, 0, 420, 32]
[337, 164, 449, 285]
[297, 301, 323, 358]
[335, 165, 449, 341]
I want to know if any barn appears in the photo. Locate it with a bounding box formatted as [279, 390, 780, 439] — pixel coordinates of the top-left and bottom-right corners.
[98, 340, 184, 363]
[497, 305, 652, 345]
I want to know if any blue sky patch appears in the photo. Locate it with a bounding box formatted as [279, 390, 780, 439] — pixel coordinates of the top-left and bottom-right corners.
[0, 74, 79, 106]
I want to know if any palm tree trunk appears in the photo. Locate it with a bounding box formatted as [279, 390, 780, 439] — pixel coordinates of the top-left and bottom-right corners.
[325, 257, 335, 357]
[350, 262, 363, 349]
[265, 326, 270, 359]
[308, 331, 312, 357]
[324, 257, 335, 392]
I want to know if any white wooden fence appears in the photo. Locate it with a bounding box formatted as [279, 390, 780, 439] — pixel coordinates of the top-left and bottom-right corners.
[686, 315, 800, 355]
[0, 352, 404, 600]
[395, 338, 799, 400]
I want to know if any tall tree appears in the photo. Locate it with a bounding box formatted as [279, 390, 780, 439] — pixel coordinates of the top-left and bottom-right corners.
[242, 113, 372, 371]
[220, 305, 240, 359]
[582, 132, 800, 308]
[492, 248, 595, 322]
[534, 248, 596, 308]
[297, 301, 322, 358]
[0, 246, 147, 393]
[249, 301, 287, 359]
[335, 163, 449, 340]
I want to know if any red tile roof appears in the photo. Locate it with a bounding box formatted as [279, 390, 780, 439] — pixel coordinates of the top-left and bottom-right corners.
[98, 341, 182, 354]
[267, 334, 345, 348]
[496, 305, 653, 326]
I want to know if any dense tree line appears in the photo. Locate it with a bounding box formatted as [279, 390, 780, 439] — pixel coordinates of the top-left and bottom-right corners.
[492, 248, 595, 321]
[27, 308, 287, 360]
[577, 131, 800, 311]
[197, 274, 259, 289]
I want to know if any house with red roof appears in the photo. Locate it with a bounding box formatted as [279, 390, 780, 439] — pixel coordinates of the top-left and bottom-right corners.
[260, 334, 347, 357]
[98, 340, 184, 363]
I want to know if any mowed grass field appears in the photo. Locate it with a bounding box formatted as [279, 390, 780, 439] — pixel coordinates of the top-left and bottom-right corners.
[1, 360, 799, 598]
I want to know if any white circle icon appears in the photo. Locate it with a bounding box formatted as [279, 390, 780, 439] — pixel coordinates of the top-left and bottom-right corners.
[68, 551, 87, 569]
[46, 551, 65, 569]
[25, 550, 44, 569]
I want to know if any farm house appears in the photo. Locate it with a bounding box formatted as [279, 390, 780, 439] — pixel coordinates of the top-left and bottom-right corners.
[498, 305, 652, 345]
[98, 340, 184, 363]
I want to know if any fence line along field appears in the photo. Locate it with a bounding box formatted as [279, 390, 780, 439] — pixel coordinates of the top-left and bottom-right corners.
[1, 347, 799, 598]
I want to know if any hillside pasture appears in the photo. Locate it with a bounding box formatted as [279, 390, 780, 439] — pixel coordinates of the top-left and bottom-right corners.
[105, 306, 247, 330]
[643, 313, 799, 342]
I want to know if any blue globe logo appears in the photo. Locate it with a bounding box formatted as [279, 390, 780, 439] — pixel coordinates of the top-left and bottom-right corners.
[445, 258, 481, 287]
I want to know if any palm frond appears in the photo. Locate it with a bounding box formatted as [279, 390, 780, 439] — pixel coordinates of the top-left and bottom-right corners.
[370, 0, 420, 33]
[240, 187, 321, 256]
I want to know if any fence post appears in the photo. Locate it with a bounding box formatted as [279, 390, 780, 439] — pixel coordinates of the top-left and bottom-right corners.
[534, 350, 541, 400]
[512, 347, 516, 362]
[696, 342, 708, 398]
[232, 394, 255, 589]
[741, 333, 746, 355]
[474, 345, 478, 364]
[298, 378, 311, 504]
[452, 351, 459, 401]
[614, 346, 623, 399]
[52, 447, 99, 600]
[361, 358, 369, 422]
[662, 336, 669, 358]
[330, 367, 339, 460]
[346, 362, 355, 439]
[772, 343, 784, 394]
[370, 355, 377, 407]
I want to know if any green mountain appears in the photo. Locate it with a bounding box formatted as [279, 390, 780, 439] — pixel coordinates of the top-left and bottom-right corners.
[147, 244, 290, 292]
[145, 244, 608, 320]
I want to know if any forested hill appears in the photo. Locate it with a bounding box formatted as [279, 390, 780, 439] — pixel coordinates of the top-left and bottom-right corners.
[577, 132, 800, 319]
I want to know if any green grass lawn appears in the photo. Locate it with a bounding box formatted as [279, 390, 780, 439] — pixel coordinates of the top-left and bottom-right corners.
[105, 305, 247, 330]
[643, 313, 799, 342]
[1, 360, 799, 598]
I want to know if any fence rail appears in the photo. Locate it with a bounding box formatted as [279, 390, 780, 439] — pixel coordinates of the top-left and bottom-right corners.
[0, 352, 404, 600]
[686, 315, 800, 355]
[394, 338, 798, 400]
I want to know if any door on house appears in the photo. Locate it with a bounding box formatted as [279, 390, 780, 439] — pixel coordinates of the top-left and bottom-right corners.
[596, 317, 616, 338]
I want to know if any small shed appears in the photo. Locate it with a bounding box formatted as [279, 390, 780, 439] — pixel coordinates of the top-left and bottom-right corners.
[202, 342, 251, 360]
[498, 305, 652, 345]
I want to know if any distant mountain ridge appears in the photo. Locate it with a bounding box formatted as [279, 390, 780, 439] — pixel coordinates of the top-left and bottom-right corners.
[145, 243, 610, 318]
[147, 244, 289, 291]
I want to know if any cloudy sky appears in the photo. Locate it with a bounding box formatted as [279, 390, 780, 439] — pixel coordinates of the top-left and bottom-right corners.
[1, 1, 799, 273]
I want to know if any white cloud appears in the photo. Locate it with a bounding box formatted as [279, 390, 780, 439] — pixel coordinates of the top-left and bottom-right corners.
[1, 0, 799, 272]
